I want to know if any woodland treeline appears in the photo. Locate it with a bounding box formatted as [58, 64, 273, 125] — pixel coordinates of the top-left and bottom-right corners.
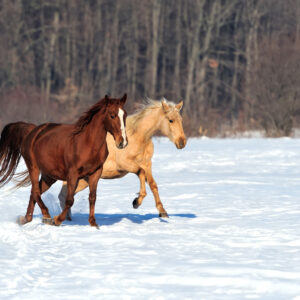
[0, 0, 300, 136]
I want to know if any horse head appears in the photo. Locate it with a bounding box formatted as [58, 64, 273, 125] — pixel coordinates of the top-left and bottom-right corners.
[160, 99, 186, 149]
[104, 94, 128, 149]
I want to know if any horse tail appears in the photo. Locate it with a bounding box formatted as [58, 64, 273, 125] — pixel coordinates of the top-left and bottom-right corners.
[0, 122, 35, 188]
[12, 169, 32, 189]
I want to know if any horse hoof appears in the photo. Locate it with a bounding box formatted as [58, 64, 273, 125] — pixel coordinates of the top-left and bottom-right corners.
[89, 216, 99, 229]
[94, 224, 100, 230]
[132, 197, 139, 209]
[89, 222, 100, 229]
[53, 216, 62, 226]
[42, 217, 56, 226]
[159, 212, 169, 218]
[66, 215, 72, 221]
[17, 216, 28, 225]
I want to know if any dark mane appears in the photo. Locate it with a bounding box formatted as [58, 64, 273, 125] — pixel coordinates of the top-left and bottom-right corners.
[73, 98, 107, 135]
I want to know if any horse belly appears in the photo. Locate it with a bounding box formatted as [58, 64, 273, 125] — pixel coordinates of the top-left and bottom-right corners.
[101, 159, 126, 179]
[78, 163, 102, 177]
[76, 147, 109, 178]
[33, 146, 66, 179]
[102, 169, 128, 179]
[37, 159, 66, 180]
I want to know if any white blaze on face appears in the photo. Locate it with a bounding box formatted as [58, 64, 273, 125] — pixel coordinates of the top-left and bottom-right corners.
[118, 108, 127, 146]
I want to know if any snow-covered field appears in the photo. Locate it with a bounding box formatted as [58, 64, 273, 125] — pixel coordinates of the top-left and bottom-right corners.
[1, 138, 300, 299]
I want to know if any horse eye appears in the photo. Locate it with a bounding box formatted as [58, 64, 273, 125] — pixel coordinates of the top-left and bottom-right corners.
[111, 115, 115, 119]
[169, 119, 174, 123]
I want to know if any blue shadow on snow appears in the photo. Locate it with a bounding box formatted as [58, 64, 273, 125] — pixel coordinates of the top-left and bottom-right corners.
[61, 212, 197, 227]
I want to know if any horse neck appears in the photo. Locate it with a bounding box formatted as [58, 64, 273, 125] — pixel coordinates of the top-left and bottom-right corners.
[131, 107, 162, 142]
[77, 113, 107, 149]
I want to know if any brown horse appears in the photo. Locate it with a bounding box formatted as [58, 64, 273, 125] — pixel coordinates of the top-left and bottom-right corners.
[59, 98, 186, 219]
[0, 94, 128, 227]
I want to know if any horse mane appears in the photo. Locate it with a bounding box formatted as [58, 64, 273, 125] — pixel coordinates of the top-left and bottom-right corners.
[128, 98, 176, 134]
[73, 98, 107, 135]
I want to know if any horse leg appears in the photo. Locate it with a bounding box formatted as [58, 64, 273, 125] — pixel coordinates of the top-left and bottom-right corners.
[18, 193, 36, 225]
[39, 175, 57, 225]
[58, 178, 89, 221]
[53, 175, 78, 226]
[87, 168, 103, 228]
[18, 168, 52, 225]
[58, 182, 69, 220]
[132, 169, 147, 209]
[145, 166, 168, 218]
[39, 175, 56, 193]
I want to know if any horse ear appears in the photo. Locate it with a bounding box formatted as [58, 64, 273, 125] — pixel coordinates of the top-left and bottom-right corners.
[161, 99, 170, 113]
[120, 93, 127, 105]
[104, 95, 110, 105]
[175, 101, 183, 111]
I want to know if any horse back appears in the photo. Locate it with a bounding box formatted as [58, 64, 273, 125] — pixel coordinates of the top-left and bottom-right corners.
[25, 122, 109, 180]
[22, 123, 74, 179]
[21, 123, 50, 161]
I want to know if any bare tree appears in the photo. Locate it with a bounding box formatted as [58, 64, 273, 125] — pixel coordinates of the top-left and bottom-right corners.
[1, 0, 300, 136]
[248, 37, 300, 136]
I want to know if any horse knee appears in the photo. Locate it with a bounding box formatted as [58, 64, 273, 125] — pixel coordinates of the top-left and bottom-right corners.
[31, 185, 41, 195]
[89, 191, 96, 202]
[30, 191, 41, 203]
[65, 197, 74, 208]
[140, 191, 147, 198]
[149, 181, 158, 191]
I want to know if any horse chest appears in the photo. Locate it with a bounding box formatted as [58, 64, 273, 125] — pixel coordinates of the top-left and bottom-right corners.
[77, 147, 108, 176]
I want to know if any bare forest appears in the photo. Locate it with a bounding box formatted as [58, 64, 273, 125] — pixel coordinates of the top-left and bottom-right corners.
[0, 0, 300, 136]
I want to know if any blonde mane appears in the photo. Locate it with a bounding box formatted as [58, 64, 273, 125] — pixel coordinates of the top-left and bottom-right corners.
[127, 98, 176, 134]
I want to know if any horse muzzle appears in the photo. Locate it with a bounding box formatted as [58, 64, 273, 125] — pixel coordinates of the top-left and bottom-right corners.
[116, 139, 128, 149]
[175, 137, 186, 149]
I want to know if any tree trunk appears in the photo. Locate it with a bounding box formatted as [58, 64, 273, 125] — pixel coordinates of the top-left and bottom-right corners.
[149, 0, 161, 97]
[184, 0, 205, 116]
[174, 1, 182, 98]
[110, 2, 121, 94]
[196, 1, 218, 116]
[130, 5, 139, 100]
[43, 10, 59, 119]
[244, 1, 260, 123]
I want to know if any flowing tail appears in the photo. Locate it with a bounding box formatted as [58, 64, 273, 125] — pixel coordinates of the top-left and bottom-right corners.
[0, 122, 35, 188]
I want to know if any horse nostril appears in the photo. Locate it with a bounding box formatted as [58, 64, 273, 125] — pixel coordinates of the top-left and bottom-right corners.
[178, 137, 186, 149]
[118, 141, 128, 149]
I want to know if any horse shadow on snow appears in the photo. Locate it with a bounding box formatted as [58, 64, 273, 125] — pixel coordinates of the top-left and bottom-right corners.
[61, 212, 197, 227]
[40, 193, 197, 227]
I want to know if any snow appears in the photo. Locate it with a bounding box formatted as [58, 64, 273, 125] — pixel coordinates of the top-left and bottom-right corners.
[1, 138, 300, 299]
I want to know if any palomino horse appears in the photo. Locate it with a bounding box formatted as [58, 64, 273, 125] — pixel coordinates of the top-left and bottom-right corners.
[59, 98, 186, 219]
[0, 94, 128, 227]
